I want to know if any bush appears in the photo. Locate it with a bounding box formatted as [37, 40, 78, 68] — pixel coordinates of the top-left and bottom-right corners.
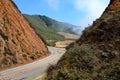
[46, 44, 120, 80]
[46, 44, 99, 80]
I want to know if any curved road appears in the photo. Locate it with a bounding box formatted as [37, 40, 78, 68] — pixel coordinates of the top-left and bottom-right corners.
[0, 46, 66, 80]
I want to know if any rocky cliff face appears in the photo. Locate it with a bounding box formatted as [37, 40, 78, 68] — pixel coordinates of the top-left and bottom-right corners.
[46, 0, 120, 80]
[0, 0, 49, 70]
[105, 0, 120, 12]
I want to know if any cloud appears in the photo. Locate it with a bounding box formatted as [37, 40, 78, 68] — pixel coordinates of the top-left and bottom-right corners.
[45, 0, 60, 10]
[75, 0, 109, 27]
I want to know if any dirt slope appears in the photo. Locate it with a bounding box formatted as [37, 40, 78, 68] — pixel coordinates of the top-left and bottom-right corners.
[105, 0, 120, 13]
[0, 0, 49, 70]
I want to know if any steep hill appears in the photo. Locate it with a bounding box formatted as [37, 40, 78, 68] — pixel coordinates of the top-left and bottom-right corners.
[0, 0, 49, 70]
[23, 14, 80, 46]
[46, 0, 120, 80]
[78, 0, 120, 54]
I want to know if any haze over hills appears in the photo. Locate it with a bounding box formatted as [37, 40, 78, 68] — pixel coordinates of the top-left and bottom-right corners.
[0, 0, 49, 70]
[46, 0, 120, 80]
[23, 14, 80, 46]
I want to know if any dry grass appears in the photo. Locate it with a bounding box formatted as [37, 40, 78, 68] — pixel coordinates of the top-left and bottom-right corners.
[58, 32, 79, 40]
[55, 40, 74, 48]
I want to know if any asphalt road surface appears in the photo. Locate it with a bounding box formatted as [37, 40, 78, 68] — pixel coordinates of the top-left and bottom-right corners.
[0, 46, 66, 80]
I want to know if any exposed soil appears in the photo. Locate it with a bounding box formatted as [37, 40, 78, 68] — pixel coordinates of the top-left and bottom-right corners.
[0, 0, 50, 70]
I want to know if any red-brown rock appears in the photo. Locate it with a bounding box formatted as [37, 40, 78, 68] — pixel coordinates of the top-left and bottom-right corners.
[0, 0, 50, 70]
[105, 0, 120, 12]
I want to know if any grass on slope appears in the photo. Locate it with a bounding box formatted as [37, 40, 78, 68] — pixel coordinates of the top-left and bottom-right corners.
[23, 14, 65, 46]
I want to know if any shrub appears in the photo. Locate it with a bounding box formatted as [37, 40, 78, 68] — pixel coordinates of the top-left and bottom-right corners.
[46, 44, 99, 80]
[46, 43, 120, 80]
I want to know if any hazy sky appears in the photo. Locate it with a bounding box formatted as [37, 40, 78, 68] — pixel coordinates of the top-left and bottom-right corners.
[13, 0, 109, 28]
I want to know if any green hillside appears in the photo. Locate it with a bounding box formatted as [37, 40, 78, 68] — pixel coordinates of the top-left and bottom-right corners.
[23, 14, 78, 46]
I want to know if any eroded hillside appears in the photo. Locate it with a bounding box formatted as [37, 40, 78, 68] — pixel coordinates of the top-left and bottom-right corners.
[0, 0, 49, 70]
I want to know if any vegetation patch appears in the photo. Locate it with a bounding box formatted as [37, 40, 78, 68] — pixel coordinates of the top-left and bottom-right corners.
[46, 43, 120, 80]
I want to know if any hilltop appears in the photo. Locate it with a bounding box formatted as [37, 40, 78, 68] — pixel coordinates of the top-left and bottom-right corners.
[46, 0, 120, 80]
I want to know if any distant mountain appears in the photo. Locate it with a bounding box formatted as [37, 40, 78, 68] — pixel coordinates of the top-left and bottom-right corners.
[23, 14, 80, 46]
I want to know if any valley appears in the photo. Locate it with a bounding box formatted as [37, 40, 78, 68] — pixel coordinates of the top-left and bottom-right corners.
[24, 14, 80, 47]
[0, 0, 119, 80]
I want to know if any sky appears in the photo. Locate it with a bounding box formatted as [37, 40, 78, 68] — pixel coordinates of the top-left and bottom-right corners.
[13, 0, 109, 29]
